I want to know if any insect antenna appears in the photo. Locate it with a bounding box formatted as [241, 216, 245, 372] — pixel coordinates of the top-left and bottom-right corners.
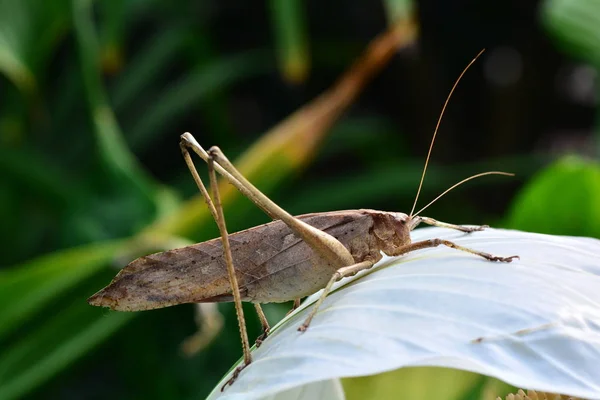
[409, 49, 485, 217]
[412, 171, 514, 217]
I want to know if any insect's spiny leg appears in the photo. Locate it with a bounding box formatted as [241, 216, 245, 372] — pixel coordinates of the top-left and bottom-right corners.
[179, 139, 219, 221]
[208, 145, 355, 271]
[207, 152, 252, 387]
[207, 145, 280, 220]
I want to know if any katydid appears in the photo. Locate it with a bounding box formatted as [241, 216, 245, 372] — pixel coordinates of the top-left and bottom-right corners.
[88, 50, 518, 389]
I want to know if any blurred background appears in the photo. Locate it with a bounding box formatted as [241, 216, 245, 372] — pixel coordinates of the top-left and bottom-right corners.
[1, 0, 600, 399]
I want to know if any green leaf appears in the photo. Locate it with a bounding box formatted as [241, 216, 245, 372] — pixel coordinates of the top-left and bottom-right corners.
[343, 367, 484, 400]
[382, 0, 414, 25]
[128, 50, 271, 150]
[268, 0, 309, 83]
[505, 156, 600, 237]
[0, 146, 84, 211]
[0, 239, 126, 340]
[72, 0, 163, 208]
[0, 0, 70, 94]
[111, 29, 186, 110]
[0, 302, 131, 400]
[542, 0, 600, 65]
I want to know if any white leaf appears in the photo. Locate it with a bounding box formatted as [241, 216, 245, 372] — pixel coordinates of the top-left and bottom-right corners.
[207, 228, 600, 400]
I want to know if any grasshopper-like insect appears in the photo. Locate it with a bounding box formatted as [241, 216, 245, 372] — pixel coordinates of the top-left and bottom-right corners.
[88, 50, 518, 389]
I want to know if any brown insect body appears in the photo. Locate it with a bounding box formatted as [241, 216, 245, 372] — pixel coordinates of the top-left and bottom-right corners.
[88, 209, 415, 311]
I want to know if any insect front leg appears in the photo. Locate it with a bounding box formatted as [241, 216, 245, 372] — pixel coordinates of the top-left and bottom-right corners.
[392, 238, 519, 262]
[415, 216, 488, 233]
[298, 260, 375, 332]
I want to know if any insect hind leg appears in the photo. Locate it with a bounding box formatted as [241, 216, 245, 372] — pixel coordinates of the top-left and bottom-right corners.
[298, 260, 374, 332]
[180, 134, 253, 389]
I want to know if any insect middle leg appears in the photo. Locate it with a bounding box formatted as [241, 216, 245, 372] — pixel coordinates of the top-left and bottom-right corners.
[298, 260, 375, 332]
[393, 238, 519, 262]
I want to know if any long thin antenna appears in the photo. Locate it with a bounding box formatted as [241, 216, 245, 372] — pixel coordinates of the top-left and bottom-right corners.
[413, 171, 514, 217]
[409, 49, 486, 217]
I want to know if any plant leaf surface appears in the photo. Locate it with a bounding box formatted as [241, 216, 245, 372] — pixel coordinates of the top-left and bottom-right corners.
[207, 228, 600, 400]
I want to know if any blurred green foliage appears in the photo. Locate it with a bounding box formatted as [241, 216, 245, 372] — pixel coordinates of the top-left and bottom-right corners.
[344, 367, 514, 400]
[543, 0, 600, 66]
[506, 157, 600, 237]
[0, 0, 598, 399]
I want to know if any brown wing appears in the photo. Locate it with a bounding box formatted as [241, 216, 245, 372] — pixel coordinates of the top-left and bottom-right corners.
[87, 210, 377, 311]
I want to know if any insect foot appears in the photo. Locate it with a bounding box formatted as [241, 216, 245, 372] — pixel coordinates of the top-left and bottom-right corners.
[222, 363, 249, 391]
[254, 329, 270, 347]
[463, 224, 489, 232]
[489, 255, 520, 262]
